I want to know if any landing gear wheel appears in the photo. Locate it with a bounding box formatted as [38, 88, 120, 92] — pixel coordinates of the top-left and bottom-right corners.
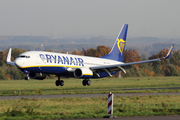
[55, 80, 60, 86]
[60, 80, 64, 86]
[82, 80, 86, 86]
[25, 76, 30, 80]
[55, 80, 64, 86]
[82, 79, 91, 86]
[86, 80, 91, 86]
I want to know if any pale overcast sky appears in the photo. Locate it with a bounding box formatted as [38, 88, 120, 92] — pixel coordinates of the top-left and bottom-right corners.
[0, 0, 180, 38]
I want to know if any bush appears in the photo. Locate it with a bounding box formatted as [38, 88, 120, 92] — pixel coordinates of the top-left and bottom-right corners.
[0, 67, 5, 80]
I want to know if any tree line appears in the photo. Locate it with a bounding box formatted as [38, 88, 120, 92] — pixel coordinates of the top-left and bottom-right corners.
[72, 46, 180, 77]
[0, 46, 179, 80]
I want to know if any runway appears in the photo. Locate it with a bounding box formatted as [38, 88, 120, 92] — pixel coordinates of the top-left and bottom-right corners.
[0, 92, 180, 100]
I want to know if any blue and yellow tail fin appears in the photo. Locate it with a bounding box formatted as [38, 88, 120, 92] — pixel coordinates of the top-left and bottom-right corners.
[101, 24, 128, 62]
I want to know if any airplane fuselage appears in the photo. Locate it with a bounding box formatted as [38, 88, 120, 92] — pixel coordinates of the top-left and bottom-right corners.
[15, 51, 123, 78]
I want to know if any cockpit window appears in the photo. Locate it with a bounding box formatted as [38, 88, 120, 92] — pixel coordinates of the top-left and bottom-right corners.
[19, 55, 25, 58]
[19, 55, 30, 58]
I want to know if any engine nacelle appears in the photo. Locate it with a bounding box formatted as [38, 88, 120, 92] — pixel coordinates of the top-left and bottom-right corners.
[74, 68, 93, 78]
[29, 72, 46, 80]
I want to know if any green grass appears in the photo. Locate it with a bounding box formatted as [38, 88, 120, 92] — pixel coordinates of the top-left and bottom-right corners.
[0, 76, 180, 95]
[0, 76, 180, 119]
[0, 95, 180, 119]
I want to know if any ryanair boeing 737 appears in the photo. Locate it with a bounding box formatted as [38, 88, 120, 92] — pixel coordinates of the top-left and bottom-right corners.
[6, 24, 174, 86]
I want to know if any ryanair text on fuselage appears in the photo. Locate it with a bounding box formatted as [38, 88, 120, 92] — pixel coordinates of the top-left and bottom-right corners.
[39, 54, 84, 66]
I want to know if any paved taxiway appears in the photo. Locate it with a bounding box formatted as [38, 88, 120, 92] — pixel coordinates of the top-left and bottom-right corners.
[67, 115, 180, 120]
[0, 92, 180, 100]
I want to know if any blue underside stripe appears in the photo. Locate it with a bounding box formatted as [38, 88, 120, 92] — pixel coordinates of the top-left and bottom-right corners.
[23, 66, 67, 74]
[22, 66, 119, 78]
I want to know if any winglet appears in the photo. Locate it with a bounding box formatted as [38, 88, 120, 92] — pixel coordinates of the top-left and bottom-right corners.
[162, 44, 174, 60]
[6, 48, 15, 65]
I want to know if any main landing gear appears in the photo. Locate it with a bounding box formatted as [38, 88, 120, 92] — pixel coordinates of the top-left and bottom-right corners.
[55, 76, 64, 86]
[82, 79, 91, 86]
[55, 76, 91, 87]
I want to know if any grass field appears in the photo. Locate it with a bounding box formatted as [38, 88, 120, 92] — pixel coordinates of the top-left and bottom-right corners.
[0, 95, 180, 119]
[0, 76, 180, 119]
[0, 76, 180, 95]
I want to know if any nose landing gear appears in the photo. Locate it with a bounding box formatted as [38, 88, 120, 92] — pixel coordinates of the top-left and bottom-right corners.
[25, 74, 30, 80]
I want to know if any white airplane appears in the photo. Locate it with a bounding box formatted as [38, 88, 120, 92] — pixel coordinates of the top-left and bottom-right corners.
[6, 24, 174, 86]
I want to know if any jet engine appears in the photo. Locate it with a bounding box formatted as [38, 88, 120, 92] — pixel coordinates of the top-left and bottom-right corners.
[29, 72, 47, 80]
[74, 68, 93, 78]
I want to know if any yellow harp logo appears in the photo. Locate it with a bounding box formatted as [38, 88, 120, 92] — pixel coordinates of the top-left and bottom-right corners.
[117, 39, 126, 56]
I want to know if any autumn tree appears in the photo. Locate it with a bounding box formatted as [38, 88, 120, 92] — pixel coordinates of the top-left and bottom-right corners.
[149, 48, 169, 59]
[0, 68, 5, 80]
[169, 51, 180, 66]
[82, 45, 110, 57]
[0, 51, 8, 66]
[147, 48, 180, 76]
[95, 46, 111, 57]
[162, 64, 180, 76]
[83, 48, 96, 57]
[149, 48, 169, 65]
[72, 50, 84, 55]
[123, 49, 142, 62]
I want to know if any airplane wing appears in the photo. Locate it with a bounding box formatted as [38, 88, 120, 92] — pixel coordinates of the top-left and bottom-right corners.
[90, 44, 174, 75]
[6, 48, 16, 66]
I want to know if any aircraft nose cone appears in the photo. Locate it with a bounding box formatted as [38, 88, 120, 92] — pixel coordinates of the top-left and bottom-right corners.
[14, 58, 24, 68]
